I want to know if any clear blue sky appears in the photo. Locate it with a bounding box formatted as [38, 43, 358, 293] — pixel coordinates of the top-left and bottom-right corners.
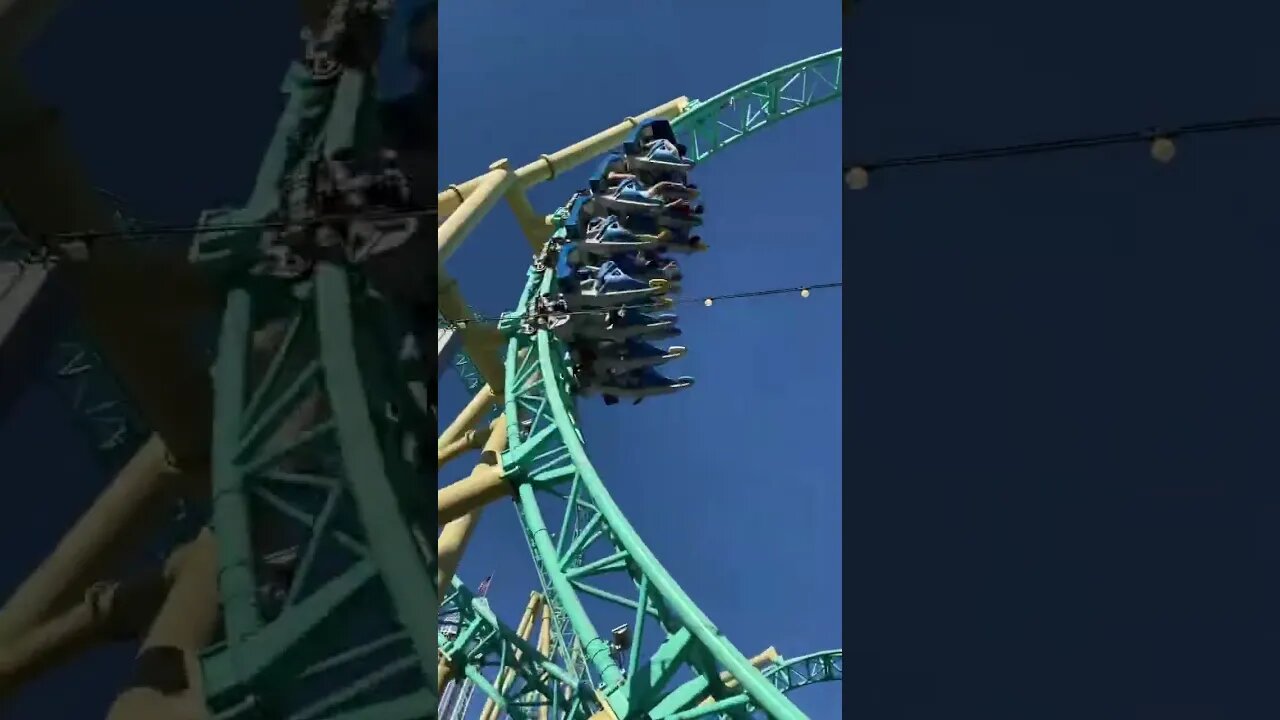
[438, 1, 842, 717]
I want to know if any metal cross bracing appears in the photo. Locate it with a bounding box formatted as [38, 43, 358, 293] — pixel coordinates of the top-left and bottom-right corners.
[46, 339, 149, 473]
[492, 264, 809, 720]
[755, 651, 842, 702]
[439, 577, 596, 719]
[436, 49, 842, 719]
[441, 569, 841, 719]
[676, 49, 842, 164]
[198, 269, 435, 717]
[1, 203, 150, 477]
[438, 310, 488, 396]
[188, 3, 438, 716]
[438, 574, 491, 720]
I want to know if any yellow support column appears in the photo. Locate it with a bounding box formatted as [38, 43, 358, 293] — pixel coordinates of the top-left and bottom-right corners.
[437, 418, 507, 592]
[439, 383, 498, 449]
[505, 187, 553, 250]
[0, 533, 212, 700]
[105, 529, 219, 720]
[0, 435, 200, 644]
[437, 97, 690, 221]
[438, 160, 516, 263]
[437, 159, 514, 399]
[0, 576, 164, 699]
[438, 657, 455, 696]
[438, 434, 511, 527]
[0, 65, 214, 653]
[478, 592, 543, 720]
[536, 602, 554, 720]
[698, 647, 781, 707]
[437, 423, 492, 468]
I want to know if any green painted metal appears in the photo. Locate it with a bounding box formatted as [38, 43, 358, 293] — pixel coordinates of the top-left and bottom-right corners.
[46, 339, 149, 473]
[4, 7, 441, 718]
[193, 12, 436, 715]
[489, 262, 807, 718]
[439, 575, 597, 718]
[438, 308, 488, 398]
[662, 650, 843, 720]
[438, 49, 843, 718]
[757, 651, 841, 700]
[199, 269, 437, 718]
[674, 49, 842, 164]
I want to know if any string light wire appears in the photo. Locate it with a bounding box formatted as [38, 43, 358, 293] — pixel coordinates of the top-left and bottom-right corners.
[844, 114, 1280, 182]
[438, 281, 842, 331]
[41, 207, 437, 243]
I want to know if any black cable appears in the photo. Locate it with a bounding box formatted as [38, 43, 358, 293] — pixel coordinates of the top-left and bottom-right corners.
[438, 281, 843, 331]
[844, 115, 1280, 176]
[42, 207, 436, 244]
[0, 206, 438, 297]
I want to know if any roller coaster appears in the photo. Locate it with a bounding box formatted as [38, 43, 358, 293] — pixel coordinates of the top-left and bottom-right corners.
[436, 47, 844, 719]
[0, 1, 839, 717]
[1, 1, 438, 717]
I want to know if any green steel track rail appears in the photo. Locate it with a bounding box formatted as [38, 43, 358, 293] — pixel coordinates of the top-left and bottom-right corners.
[757, 651, 842, 701]
[658, 650, 843, 720]
[487, 263, 804, 718]
[197, 28, 438, 715]
[674, 48, 842, 164]
[441, 574, 841, 719]
[440, 575, 596, 719]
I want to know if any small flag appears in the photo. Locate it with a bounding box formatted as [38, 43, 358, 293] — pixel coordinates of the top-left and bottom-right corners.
[476, 575, 493, 597]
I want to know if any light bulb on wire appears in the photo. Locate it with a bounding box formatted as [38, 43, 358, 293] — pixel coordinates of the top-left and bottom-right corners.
[845, 166, 870, 190]
[1150, 137, 1176, 164]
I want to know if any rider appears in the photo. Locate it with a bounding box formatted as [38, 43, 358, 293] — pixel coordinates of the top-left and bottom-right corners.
[604, 172, 693, 204]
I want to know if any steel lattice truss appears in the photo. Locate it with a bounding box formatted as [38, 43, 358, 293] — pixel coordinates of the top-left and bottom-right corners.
[198, 270, 435, 717]
[441, 572, 842, 720]
[48, 340, 147, 470]
[192, 7, 437, 716]
[437, 47, 844, 719]
[439, 576, 597, 719]
[755, 652, 842, 711]
[676, 49, 842, 163]
[479, 260, 804, 719]
[2, 5, 438, 718]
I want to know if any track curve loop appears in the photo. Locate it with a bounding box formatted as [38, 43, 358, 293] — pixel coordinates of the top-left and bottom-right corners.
[445, 49, 842, 719]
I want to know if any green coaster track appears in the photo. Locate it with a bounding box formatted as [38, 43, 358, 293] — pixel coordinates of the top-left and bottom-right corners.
[194, 13, 440, 716]
[440, 49, 842, 718]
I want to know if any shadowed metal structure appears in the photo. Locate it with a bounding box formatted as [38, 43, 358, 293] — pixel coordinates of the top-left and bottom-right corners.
[1, 1, 438, 717]
[0, 0, 215, 690]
